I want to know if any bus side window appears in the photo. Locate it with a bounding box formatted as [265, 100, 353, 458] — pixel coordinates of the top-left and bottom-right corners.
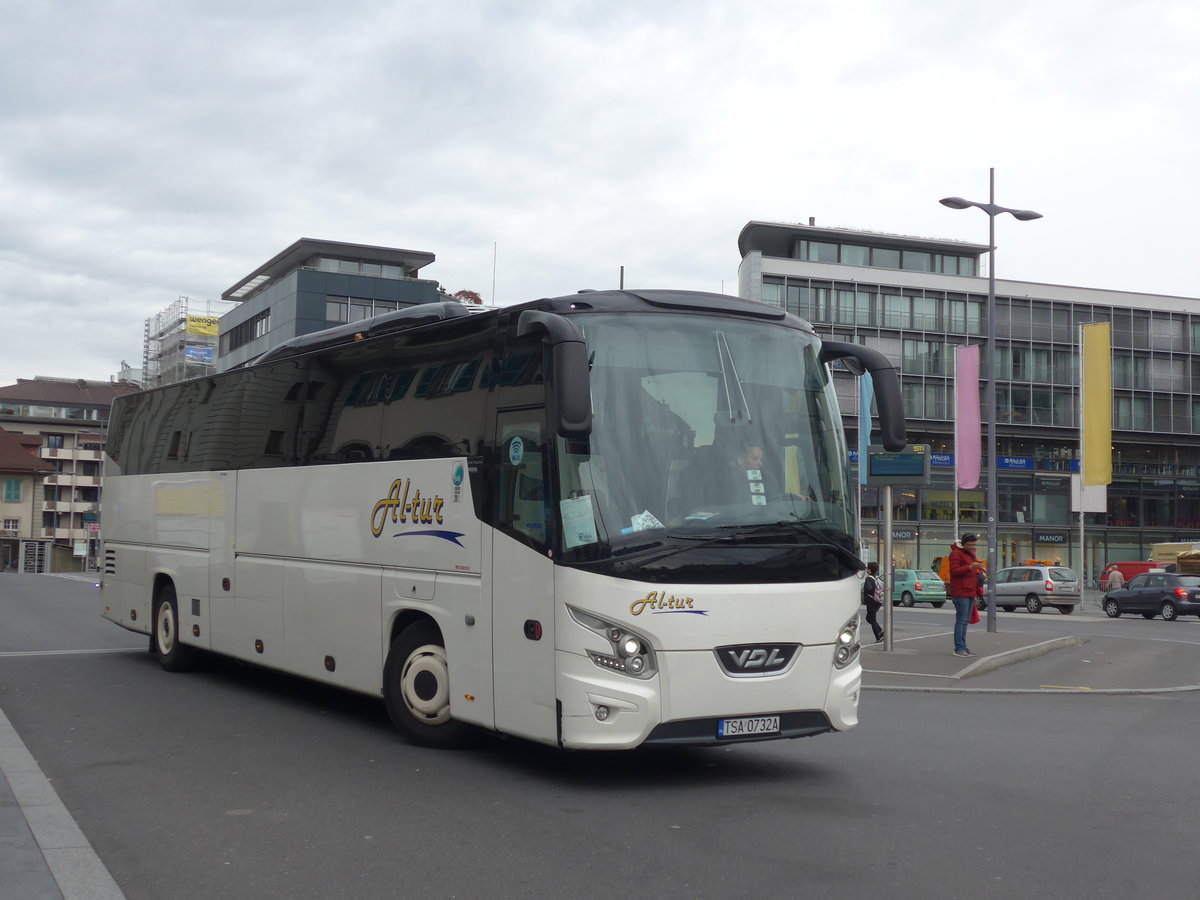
[497, 420, 549, 550]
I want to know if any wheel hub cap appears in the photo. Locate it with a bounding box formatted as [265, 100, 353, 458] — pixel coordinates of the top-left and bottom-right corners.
[401, 644, 451, 724]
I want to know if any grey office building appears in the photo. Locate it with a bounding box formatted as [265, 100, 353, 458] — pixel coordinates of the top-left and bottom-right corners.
[218, 238, 441, 371]
[738, 220, 1200, 581]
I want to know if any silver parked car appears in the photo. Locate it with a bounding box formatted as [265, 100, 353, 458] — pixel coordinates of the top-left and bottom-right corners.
[986, 565, 1081, 614]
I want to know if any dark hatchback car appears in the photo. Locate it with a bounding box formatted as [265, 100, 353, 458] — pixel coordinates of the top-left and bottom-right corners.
[1103, 572, 1200, 621]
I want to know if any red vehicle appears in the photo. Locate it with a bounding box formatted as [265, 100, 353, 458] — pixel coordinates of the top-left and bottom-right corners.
[1104, 560, 1172, 589]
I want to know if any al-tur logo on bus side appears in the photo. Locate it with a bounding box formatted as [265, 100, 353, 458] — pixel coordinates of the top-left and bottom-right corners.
[371, 478, 465, 546]
[630, 590, 708, 616]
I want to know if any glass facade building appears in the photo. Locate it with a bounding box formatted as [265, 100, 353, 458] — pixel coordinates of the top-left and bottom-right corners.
[217, 239, 443, 371]
[738, 220, 1200, 582]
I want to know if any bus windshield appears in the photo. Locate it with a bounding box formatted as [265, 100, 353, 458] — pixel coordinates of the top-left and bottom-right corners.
[555, 311, 857, 579]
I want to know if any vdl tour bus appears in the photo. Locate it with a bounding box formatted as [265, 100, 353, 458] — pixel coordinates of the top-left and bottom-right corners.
[100, 289, 905, 750]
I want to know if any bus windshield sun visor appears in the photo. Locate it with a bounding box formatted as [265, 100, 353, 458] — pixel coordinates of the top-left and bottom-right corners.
[516, 309, 593, 437]
[818, 340, 907, 452]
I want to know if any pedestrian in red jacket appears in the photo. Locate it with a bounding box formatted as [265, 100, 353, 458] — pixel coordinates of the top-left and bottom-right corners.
[947, 534, 984, 657]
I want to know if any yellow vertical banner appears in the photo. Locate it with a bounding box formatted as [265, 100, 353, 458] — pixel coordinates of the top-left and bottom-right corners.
[1082, 322, 1112, 486]
[784, 445, 802, 495]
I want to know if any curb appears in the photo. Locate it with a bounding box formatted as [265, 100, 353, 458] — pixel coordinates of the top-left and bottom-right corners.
[0, 706, 126, 900]
[956, 635, 1086, 679]
[863, 634, 1200, 694]
[867, 683, 1200, 695]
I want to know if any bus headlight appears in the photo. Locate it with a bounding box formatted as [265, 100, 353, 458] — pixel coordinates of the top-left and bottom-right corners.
[833, 615, 860, 670]
[568, 606, 657, 680]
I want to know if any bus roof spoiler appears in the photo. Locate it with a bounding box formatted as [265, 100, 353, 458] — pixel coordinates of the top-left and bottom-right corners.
[249, 302, 472, 366]
[818, 341, 907, 452]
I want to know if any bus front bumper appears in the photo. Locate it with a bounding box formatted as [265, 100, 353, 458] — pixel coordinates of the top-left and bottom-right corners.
[555, 647, 861, 750]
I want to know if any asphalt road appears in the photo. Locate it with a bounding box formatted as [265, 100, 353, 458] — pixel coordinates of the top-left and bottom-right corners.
[2, 574, 1198, 899]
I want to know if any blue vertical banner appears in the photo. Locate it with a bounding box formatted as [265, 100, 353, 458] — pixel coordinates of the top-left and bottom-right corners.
[859, 370, 873, 486]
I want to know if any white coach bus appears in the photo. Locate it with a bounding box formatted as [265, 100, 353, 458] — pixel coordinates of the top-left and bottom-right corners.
[101, 290, 905, 750]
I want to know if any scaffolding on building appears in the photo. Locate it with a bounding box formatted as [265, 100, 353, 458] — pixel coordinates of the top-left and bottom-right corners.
[143, 296, 236, 388]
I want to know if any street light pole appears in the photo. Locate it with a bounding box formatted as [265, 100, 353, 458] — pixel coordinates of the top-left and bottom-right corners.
[940, 168, 1043, 632]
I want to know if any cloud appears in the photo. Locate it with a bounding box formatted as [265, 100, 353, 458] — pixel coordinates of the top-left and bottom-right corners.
[1, 0, 1198, 386]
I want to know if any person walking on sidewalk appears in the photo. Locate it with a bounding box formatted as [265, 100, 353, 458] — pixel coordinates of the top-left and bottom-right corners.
[862, 561, 885, 643]
[947, 534, 984, 658]
[1105, 566, 1125, 592]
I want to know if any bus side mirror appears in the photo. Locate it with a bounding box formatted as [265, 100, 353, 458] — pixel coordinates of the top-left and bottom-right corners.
[819, 341, 907, 452]
[516, 310, 593, 437]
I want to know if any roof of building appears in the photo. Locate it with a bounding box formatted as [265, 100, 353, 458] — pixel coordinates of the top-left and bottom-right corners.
[0, 427, 52, 475]
[738, 220, 991, 260]
[222, 238, 437, 302]
[0, 377, 141, 407]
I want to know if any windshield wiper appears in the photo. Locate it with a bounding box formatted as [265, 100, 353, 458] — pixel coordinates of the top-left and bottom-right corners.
[572, 519, 863, 573]
[600, 532, 756, 571]
[561, 535, 667, 568]
[716, 331, 753, 423]
[786, 517, 864, 571]
[707, 519, 865, 571]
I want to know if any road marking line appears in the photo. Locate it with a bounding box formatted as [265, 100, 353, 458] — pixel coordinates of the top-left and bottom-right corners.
[888, 630, 954, 642]
[864, 670, 958, 679]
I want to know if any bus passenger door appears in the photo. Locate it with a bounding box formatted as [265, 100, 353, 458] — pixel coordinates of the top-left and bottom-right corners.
[490, 410, 559, 745]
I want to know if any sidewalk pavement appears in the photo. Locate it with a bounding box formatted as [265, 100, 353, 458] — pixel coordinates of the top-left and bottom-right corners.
[861, 624, 1200, 693]
[861, 629, 1084, 689]
[0, 705, 125, 900]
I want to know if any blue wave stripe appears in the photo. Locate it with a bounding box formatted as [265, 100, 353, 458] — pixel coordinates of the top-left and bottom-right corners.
[392, 530, 467, 547]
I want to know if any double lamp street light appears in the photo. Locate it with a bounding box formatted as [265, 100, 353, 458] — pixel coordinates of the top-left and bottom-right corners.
[940, 168, 1043, 633]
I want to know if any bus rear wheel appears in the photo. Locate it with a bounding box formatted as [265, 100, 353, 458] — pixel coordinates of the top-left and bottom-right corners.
[153, 582, 198, 672]
[383, 622, 473, 748]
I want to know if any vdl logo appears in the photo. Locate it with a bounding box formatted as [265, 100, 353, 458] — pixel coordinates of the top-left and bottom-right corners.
[715, 643, 801, 677]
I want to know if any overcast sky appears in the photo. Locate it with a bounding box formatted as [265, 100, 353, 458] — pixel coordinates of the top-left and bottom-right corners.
[2, 0, 1197, 387]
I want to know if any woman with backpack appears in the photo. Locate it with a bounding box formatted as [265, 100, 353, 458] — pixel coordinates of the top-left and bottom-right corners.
[862, 561, 885, 643]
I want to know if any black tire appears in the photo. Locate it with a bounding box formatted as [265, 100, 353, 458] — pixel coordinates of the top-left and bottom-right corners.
[1161, 601, 1178, 621]
[931, 601, 945, 609]
[383, 621, 473, 748]
[1055, 605, 1074, 615]
[1025, 594, 1043, 614]
[1104, 599, 1121, 618]
[1002, 606, 1018, 613]
[901, 592, 915, 607]
[153, 582, 198, 672]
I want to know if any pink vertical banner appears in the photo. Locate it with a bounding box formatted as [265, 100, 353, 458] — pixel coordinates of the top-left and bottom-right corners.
[955, 345, 981, 490]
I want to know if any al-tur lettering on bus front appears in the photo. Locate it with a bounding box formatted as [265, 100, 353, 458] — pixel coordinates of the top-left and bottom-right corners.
[630, 590, 707, 616]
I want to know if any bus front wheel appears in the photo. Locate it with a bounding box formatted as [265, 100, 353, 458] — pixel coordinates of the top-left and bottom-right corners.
[153, 582, 198, 672]
[383, 622, 473, 748]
